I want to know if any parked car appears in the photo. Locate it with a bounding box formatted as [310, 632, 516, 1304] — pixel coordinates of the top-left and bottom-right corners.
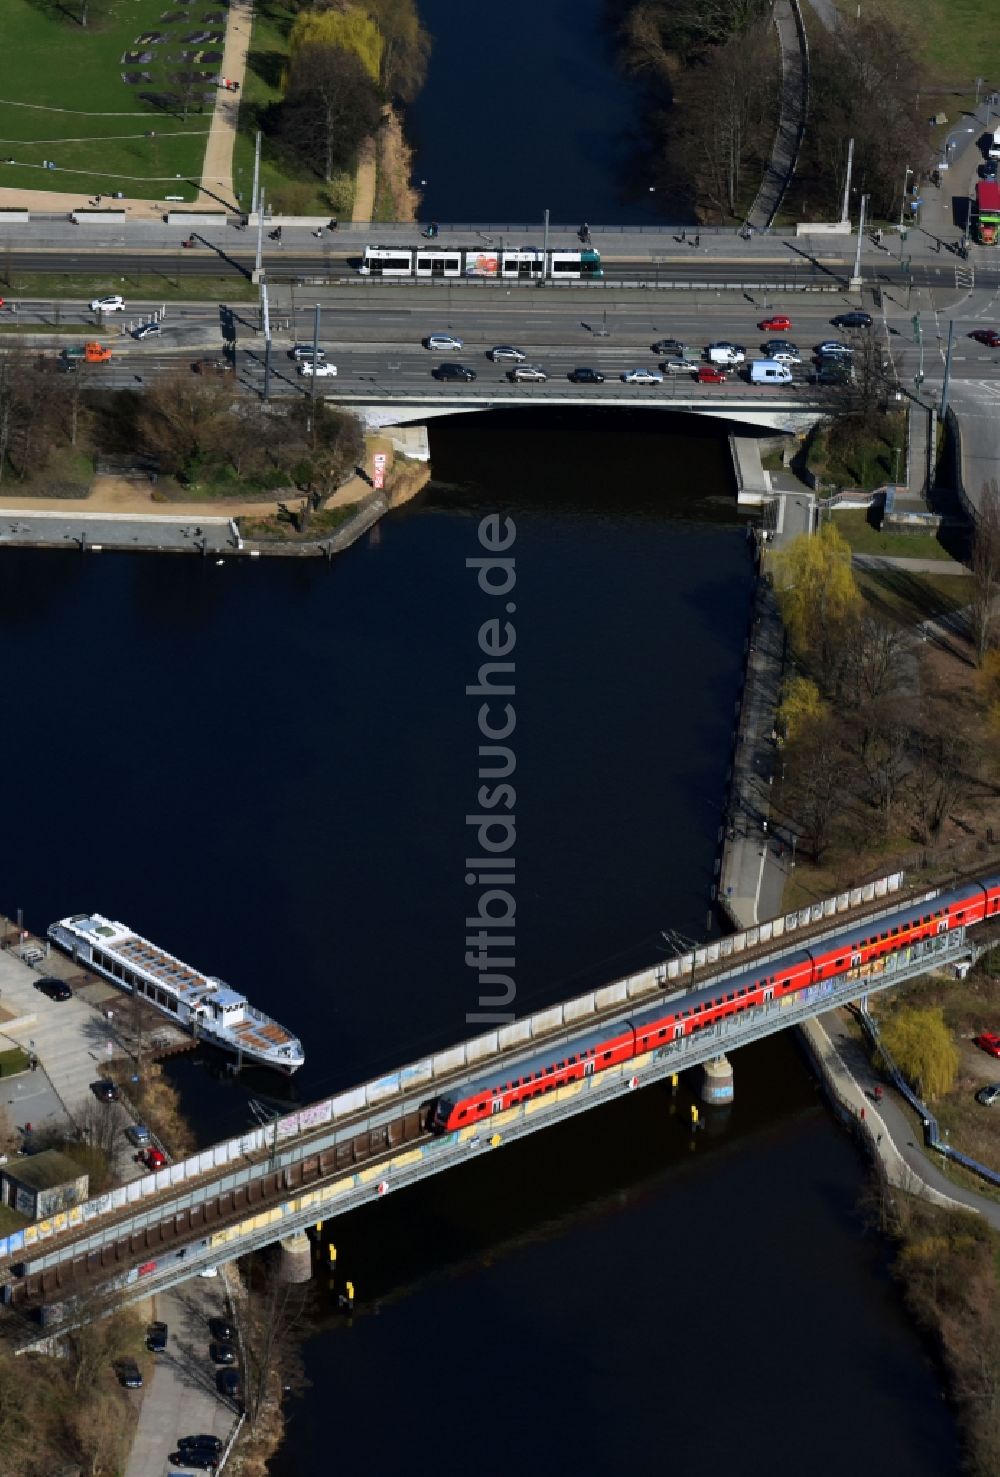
[36, 976, 71, 1001]
[488, 345, 526, 362]
[758, 315, 792, 332]
[567, 367, 605, 383]
[132, 322, 161, 341]
[90, 294, 125, 313]
[210, 1341, 238, 1365]
[146, 1320, 168, 1352]
[169, 1450, 217, 1472]
[974, 1031, 1000, 1058]
[116, 1359, 143, 1389]
[830, 311, 872, 329]
[432, 363, 476, 381]
[650, 338, 686, 355]
[178, 1435, 223, 1456]
[620, 368, 663, 385]
[289, 344, 326, 362]
[695, 365, 727, 384]
[142, 1147, 168, 1170]
[975, 1083, 1000, 1105]
[508, 365, 547, 382]
[424, 333, 463, 351]
[92, 1079, 119, 1102]
[125, 1123, 152, 1148]
[217, 1367, 242, 1400]
[208, 1317, 237, 1343]
[297, 361, 337, 377]
[969, 328, 1000, 347]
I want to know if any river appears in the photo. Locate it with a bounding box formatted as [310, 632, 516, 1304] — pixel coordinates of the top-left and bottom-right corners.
[407, 0, 663, 224]
[0, 405, 957, 1469]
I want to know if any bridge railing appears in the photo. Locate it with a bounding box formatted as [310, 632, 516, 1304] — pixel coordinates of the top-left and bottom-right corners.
[0, 869, 908, 1266]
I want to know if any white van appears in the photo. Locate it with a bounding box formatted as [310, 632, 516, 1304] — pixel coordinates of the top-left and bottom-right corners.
[750, 359, 793, 385]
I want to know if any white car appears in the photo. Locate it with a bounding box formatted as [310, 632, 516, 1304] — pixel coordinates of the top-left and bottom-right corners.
[91, 294, 125, 313]
[660, 359, 693, 375]
[298, 361, 337, 377]
[621, 368, 664, 385]
[424, 333, 463, 351]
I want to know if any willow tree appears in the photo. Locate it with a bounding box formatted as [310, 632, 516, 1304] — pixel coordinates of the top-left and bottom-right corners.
[771, 520, 861, 690]
[879, 1007, 958, 1102]
[289, 8, 383, 83]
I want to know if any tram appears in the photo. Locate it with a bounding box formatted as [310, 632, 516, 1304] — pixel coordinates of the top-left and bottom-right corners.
[358, 245, 604, 280]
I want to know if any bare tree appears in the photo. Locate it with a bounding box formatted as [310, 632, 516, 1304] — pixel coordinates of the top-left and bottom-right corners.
[845, 613, 906, 706]
[970, 480, 1000, 666]
[911, 718, 970, 842]
[783, 714, 847, 862]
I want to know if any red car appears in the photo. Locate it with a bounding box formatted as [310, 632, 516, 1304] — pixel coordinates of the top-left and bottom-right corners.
[696, 365, 727, 384]
[758, 315, 792, 332]
[974, 1031, 1000, 1057]
[141, 1147, 168, 1170]
[969, 329, 1000, 348]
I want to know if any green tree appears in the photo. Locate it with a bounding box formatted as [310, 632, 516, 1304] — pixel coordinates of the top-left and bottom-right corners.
[289, 8, 383, 83]
[777, 674, 825, 741]
[880, 1006, 958, 1101]
[278, 44, 384, 183]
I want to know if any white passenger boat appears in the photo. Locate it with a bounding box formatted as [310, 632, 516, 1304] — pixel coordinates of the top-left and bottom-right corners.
[47, 913, 304, 1074]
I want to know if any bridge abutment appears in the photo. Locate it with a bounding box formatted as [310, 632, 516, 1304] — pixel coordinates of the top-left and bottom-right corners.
[701, 1055, 734, 1105]
[277, 1230, 312, 1284]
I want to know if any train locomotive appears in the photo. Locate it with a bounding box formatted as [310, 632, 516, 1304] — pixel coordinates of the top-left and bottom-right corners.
[430, 874, 1000, 1133]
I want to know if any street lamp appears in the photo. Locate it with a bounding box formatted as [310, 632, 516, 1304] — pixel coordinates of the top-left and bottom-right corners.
[899, 166, 913, 230]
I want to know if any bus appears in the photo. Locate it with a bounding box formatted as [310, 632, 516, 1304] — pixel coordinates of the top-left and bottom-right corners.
[975, 181, 1000, 245]
[358, 245, 603, 280]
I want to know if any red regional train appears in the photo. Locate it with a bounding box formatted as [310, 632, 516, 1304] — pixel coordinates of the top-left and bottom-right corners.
[430, 874, 1000, 1133]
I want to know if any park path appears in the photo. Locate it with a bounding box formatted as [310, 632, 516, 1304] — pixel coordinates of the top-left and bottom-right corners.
[746, 0, 808, 229]
[199, 0, 255, 208]
[352, 130, 378, 224]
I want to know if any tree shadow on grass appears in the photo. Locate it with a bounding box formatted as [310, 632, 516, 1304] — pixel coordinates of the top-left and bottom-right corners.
[246, 48, 286, 91]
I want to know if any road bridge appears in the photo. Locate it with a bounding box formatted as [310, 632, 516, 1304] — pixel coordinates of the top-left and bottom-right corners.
[0, 866, 988, 1343]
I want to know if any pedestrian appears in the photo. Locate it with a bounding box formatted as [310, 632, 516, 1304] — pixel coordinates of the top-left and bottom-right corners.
[694, 233, 701, 248]
[680, 228, 686, 242]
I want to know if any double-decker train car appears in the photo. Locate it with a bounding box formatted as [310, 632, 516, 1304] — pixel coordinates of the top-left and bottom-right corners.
[429, 874, 1000, 1133]
[358, 245, 603, 281]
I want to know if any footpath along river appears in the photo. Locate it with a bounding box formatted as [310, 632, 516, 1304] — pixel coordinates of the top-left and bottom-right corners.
[0, 407, 958, 1469]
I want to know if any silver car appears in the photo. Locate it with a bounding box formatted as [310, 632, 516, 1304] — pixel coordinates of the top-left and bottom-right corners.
[425, 333, 463, 351]
[508, 365, 547, 382]
[621, 368, 664, 385]
[660, 359, 693, 375]
[489, 345, 527, 362]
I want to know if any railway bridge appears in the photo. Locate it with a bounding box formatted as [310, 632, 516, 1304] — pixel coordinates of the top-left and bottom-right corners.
[0, 867, 984, 1342]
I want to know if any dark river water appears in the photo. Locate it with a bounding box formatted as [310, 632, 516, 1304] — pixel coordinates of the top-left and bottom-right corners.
[408, 0, 662, 224]
[0, 406, 957, 1469]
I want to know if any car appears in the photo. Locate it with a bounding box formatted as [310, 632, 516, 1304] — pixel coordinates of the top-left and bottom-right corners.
[92, 1079, 119, 1102]
[660, 359, 694, 375]
[36, 976, 71, 1001]
[432, 363, 476, 381]
[969, 329, 1000, 348]
[192, 358, 233, 375]
[488, 345, 526, 362]
[125, 1123, 152, 1147]
[758, 315, 792, 332]
[830, 311, 873, 329]
[210, 1341, 238, 1365]
[142, 1147, 168, 1170]
[132, 322, 161, 341]
[621, 368, 664, 385]
[146, 1320, 168, 1352]
[116, 1359, 143, 1389]
[508, 365, 547, 382]
[208, 1317, 237, 1343]
[178, 1435, 224, 1456]
[974, 1031, 1000, 1058]
[763, 339, 799, 357]
[706, 343, 746, 365]
[811, 365, 852, 385]
[168, 1451, 217, 1472]
[695, 365, 727, 384]
[650, 339, 686, 355]
[90, 294, 125, 313]
[567, 367, 605, 384]
[980, 160, 999, 181]
[297, 361, 337, 377]
[289, 345, 326, 362]
[424, 333, 463, 351]
[216, 1367, 242, 1400]
[975, 1084, 1000, 1105]
[815, 341, 854, 357]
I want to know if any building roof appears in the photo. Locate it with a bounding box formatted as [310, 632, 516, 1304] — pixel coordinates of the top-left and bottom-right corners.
[2, 1149, 87, 1192]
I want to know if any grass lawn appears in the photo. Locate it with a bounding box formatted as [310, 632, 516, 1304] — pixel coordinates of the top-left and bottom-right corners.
[0, 0, 222, 202]
[807, 411, 906, 491]
[831, 506, 962, 561]
[235, 0, 354, 216]
[854, 567, 970, 625]
[0, 268, 255, 302]
[0, 1046, 30, 1078]
[830, 0, 1000, 81]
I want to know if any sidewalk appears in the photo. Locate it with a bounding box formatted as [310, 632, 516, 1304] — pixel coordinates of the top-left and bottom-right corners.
[747, 0, 807, 229]
[199, 0, 254, 207]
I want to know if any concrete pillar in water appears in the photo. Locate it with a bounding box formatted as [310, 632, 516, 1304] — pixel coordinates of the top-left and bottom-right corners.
[278, 1230, 312, 1284]
[701, 1055, 734, 1105]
